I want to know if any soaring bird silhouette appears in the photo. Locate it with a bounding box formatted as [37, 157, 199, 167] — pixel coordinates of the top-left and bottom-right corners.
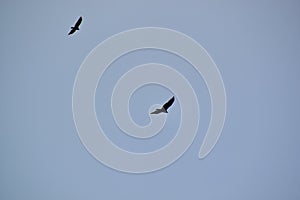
[68, 16, 82, 35]
[150, 96, 175, 114]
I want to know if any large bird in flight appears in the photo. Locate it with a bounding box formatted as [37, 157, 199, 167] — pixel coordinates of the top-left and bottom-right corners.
[68, 16, 82, 35]
[150, 96, 175, 114]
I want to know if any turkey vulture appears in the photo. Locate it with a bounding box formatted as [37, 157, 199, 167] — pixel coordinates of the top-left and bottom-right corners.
[68, 16, 82, 35]
[150, 96, 175, 114]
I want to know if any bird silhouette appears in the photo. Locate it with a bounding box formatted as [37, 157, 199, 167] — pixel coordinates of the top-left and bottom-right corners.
[150, 96, 175, 114]
[68, 16, 82, 35]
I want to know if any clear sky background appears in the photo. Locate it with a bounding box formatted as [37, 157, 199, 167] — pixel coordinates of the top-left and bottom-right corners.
[1, 0, 300, 199]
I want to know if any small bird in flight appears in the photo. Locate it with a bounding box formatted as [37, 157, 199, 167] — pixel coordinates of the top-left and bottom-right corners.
[151, 96, 175, 114]
[68, 16, 82, 35]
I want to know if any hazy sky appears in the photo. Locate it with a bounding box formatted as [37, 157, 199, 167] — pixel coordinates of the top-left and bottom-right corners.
[1, 1, 300, 199]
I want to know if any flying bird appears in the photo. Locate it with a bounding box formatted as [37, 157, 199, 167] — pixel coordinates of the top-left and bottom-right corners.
[150, 96, 175, 114]
[68, 16, 82, 35]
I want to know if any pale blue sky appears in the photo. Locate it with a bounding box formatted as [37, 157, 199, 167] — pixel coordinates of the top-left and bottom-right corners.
[1, 0, 300, 199]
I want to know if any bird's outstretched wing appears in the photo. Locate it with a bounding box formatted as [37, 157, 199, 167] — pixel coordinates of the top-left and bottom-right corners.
[74, 16, 82, 28]
[68, 28, 76, 35]
[150, 109, 162, 114]
[163, 96, 175, 111]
